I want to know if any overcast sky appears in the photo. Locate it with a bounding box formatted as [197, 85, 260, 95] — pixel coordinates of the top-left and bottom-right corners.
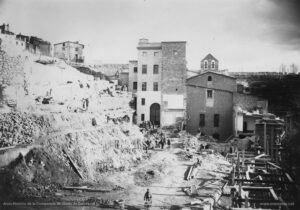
[0, 0, 299, 71]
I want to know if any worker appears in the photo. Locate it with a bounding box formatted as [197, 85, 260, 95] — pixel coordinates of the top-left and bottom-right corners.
[144, 189, 152, 203]
[160, 133, 165, 149]
[167, 138, 171, 147]
[196, 157, 202, 166]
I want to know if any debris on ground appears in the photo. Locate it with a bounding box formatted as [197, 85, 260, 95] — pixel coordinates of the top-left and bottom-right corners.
[0, 147, 80, 201]
[134, 161, 169, 186]
[0, 112, 50, 147]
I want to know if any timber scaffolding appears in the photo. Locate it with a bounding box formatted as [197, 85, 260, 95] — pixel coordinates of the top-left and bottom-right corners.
[224, 151, 298, 210]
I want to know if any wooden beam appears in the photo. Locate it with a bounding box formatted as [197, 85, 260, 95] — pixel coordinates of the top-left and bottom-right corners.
[0, 145, 17, 151]
[269, 188, 278, 200]
[267, 162, 282, 170]
[186, 165, 193, 180]
[242, 186, 272, 190]
[234, 178, 293, 184]
[63, 186, 111, 192]
[264, 122, 267, 154]
[62, 149, 83, 179]
[254, 153, 266, 160]
[270, 126, 274, 159]
[285, 173, 294, 183]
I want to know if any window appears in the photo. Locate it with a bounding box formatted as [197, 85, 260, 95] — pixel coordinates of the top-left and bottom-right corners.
[141, 98, 145, 105]
[133, 82, 137, 90]
[16, 41, 18, 45]
[173, 50, 178, 55]
[133, 97, 137, 109]
[207, 90, 213, 98]
[142, 65, 147, 74]
[142, 82, 147, 91]
[141, 114, 145, 121]
[153, 65, 159, 74]
[208, 76, 212, 81]
[212, 61, 215, 69]
[204, 60, 208, 69]
[237, 84, 244, 93]
[133, 67, 138, 73]
[142, 52, 147, 56]
[153, 82, 158, 91]
[199, 114, 205, 127]
[154, 52, 158, 56]
[214, 114, 219, 127]
[75, 47, 79, 52]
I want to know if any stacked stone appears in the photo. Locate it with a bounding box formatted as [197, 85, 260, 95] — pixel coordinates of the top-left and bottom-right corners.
[0, 112, 47, 147]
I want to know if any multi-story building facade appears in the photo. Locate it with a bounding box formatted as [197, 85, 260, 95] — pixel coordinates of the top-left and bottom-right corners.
[54, 41, 84, 63]
[129, 39, 187, 126]
[186, 54, 237, 141]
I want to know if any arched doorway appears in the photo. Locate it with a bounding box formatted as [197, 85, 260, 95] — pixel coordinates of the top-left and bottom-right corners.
[150, 103, 160, 126]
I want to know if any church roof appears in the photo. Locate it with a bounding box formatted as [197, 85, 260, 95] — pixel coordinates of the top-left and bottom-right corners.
[187, 70, 236, 81]
[201, 53, 218, 62]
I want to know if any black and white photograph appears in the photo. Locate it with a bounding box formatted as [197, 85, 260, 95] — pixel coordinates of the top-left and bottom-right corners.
[0, 0, 300, 209]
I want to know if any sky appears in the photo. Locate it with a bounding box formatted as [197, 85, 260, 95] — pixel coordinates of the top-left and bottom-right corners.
[0, 0, 299, 72]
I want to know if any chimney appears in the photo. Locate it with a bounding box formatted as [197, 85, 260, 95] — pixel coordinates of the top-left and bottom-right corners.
[6, 24, 9, 32]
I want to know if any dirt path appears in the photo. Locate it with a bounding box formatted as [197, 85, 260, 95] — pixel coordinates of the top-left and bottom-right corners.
[106, 138, 194, 209]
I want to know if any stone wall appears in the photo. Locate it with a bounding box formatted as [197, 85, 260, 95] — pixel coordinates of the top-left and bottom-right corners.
[161, 42, 186, 94]
[186, 72, 236, 141]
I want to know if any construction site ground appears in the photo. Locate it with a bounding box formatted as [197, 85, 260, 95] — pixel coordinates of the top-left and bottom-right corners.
[0, 136, 230, 210]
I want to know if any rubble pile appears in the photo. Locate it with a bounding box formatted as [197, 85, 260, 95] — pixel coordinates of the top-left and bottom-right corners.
[0, 112, 50, 147]
[42, 121, 144, 181]
[134, 161, 169, 186]
[0, 148, 80, 201]
[180, 131, 217, 148]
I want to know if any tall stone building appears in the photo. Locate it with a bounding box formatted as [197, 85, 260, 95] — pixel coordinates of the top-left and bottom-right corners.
[129, 39, 187, 126]
[186, 54, 236, 141]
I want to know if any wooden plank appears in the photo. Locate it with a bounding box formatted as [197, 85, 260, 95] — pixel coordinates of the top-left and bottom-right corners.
[242, 186, 272, 190]
[62, 149, 83, 179]
[285, 173, 293, 183]
[254, 153, 266, 160]
[270, 126, 274, 159]
[234, 178, 292, 184]
[267, 162, 282, 170]
[63, 186, 111, 192]
[269, 188, 278, 200]
[186, 165, 194, 180]
[0, 145, 17, 151]
[264, 123, 267, 154]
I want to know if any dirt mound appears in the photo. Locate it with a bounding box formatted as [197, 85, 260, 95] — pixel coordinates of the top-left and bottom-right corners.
[0, 147, 80, 202]
[134, 162, 168, 186]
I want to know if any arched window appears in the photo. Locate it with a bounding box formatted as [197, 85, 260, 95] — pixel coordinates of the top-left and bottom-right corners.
[212, 61, 215, 69]
[204, 60, 208, 69]
[208, 76, 212, 81]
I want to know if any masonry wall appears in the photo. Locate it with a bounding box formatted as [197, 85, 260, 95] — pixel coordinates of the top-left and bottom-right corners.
[136, 47, 162, 125]
[54, 42, 84, 62]
[234, 93, 268, 112]
[187, 86, 233, 140]
[161, 42, 186, 126]
[186, 73, 236, 141]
